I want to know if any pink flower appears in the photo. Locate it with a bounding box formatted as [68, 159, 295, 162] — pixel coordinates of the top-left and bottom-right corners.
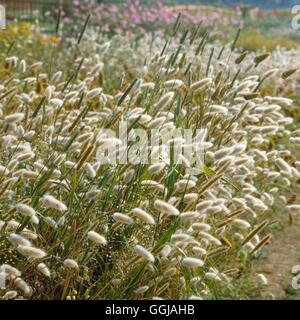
[103, 24, 110, 32]
[108, 4, 118, 13]
[114, 28, 123, 34]
[139, 27, 146, 35]
[121, 19, 128, 27]
[132, 15, 141, 25]
[63, 17, 71, 24]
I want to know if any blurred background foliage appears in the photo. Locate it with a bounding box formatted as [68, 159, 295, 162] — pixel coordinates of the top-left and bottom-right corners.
[2, 0, 300, 51]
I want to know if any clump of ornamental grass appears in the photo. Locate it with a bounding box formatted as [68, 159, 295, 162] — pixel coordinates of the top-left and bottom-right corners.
[0, 15, 299, 300]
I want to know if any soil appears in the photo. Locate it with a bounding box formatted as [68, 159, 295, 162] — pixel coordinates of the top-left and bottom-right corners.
[252, 213, 300, 300]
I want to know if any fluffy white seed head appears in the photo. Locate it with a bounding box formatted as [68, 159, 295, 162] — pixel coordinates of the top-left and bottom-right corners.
[154, 200, 180, 216]
[41, 194, 67, 212]
[1, 264, 21, 277]
[87, 231, 107, 245]
[154, 92, 174, 109]
[64, 259, 79, 270]
[134, 245, 155, 263]
[132, 208, 156, 225]
[4, 113, 25, 124]
[182, 257, 204, 268]
[15, 204, 35, 217]
[113, 212, 134, 224]
[190, 78, 212, 91]
[86, 88, 102, 99]
[17, 245, 47, 259]
[164, 79, 184, 89]
[14, 277, 32, 297]
[4, 290, 18, 300]
[257, 273, 268, 285]
[37, 263, 51, 277]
